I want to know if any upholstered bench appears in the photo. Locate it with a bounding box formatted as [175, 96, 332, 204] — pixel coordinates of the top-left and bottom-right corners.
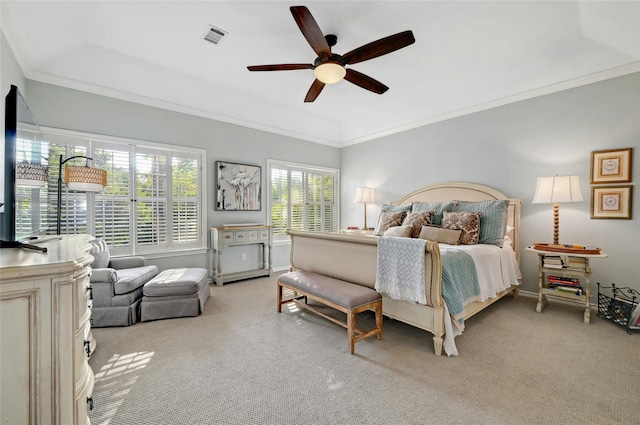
[277, 270, 383, 354]
[140, 268, 210, 322]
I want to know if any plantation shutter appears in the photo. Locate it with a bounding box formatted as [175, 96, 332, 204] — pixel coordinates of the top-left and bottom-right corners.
[135, 149, 168, 252]
[14, 126, 49, 239]
[172, 154, 201, 247]
[93, 142, 132, 254]
[48, 140, 90, 236]
[268, 160, 339, 241]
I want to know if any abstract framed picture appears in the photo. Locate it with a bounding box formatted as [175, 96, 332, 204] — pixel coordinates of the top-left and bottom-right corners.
[590, 148, 632, 184]
[215, 161, 261, 211]
[591, 185, 632, 219]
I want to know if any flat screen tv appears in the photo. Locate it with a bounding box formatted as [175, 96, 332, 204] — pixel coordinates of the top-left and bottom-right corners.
[1, 85, 43, 242]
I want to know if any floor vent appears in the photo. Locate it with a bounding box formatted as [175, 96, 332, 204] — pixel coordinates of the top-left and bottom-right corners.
[203, 25, 228, 45]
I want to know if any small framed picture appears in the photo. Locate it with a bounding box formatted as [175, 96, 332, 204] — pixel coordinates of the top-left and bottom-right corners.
[591, 185, 632, 219]
[590, 148, 632, 184]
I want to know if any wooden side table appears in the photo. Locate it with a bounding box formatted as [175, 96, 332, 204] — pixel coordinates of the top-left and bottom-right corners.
[526, 247, 607, 323]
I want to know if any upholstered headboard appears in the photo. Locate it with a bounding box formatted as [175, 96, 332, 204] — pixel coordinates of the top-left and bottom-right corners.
[394, 182, 522, 263]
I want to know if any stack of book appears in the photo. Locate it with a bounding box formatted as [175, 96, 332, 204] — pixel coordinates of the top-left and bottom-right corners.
[547, 275, 583, 295]
[542, 255, 563, 269]
[567, 256, 587, 271]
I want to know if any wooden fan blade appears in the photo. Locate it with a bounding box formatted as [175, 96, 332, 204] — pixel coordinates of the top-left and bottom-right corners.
[344, 69, 389, 94]
[304, 79, 326, 102]
[247, 64, 313, 71]
[342, 30, 415, 65]
[290, 6, 331, 57]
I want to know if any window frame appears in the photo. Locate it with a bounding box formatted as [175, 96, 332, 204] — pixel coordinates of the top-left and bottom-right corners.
[20, 126, 208, 256]
[267, 159, 340, 244]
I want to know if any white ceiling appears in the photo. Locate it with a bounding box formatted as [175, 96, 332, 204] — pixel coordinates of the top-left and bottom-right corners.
[2, 1, 639, 147]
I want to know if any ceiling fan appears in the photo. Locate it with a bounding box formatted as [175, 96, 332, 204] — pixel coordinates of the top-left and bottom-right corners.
[247, 6, 415, 102]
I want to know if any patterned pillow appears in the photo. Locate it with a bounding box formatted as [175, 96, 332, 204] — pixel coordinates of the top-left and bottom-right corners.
[454, 199, 509, 246]
[373, 211, 407, 236]
[383, 225, 412, 238]
[442, 211, 482, 245]
[402, 210, 435, 238]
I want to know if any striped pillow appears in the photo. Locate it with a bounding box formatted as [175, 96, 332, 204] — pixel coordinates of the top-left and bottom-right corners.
[453, 199, 509, 246]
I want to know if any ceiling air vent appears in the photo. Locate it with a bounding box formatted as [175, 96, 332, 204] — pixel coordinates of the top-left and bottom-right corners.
[203, 25, 228, 45]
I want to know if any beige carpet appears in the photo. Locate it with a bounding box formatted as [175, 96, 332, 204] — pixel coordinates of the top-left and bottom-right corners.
[88, 274, 639, 425]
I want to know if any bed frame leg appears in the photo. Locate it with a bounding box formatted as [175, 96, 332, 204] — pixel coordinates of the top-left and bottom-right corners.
[432, 336, 443, 356]
[512, 287, 519, 299]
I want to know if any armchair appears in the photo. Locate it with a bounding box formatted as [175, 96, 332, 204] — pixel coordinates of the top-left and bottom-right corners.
[89, 239, 158, 327]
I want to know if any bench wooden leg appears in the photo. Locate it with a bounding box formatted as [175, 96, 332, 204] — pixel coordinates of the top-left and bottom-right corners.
[375, 301, 383, 340]
[277, 282, 283, 313]
[348, 311, 356, 354]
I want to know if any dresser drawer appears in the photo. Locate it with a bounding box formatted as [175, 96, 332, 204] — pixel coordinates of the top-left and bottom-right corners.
[220, 231, 235, 245]
[259, 229, 270, 241]
[234, 231, 248, 243]
[247, 230, 258, 242]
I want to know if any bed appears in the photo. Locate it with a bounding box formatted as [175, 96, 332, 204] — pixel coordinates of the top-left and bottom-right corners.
[287, 182, 522, 356]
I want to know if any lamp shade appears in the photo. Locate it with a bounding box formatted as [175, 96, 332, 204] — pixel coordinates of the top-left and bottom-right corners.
[314, 63, 346, 84]
[65, 165, 107, 192]
[354, 187, 376, 204]
[532, 175, 583, 204]
[16, 161, 48, 188]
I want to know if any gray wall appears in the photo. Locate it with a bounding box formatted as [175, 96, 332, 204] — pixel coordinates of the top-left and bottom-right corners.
[341, 72, 640, 296]
[21, 80, 341, 272]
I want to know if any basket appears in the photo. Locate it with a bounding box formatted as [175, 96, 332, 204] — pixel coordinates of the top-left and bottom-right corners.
[596, 283, 640, 334]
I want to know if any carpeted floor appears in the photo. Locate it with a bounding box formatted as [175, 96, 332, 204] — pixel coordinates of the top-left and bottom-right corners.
[88, 274, 639, 425]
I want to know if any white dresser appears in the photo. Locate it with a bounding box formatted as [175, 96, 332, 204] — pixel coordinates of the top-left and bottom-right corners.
[0, 235, 96, 425]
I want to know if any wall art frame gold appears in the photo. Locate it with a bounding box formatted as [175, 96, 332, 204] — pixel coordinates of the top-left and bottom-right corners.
[591, 185, 632, 219]
[590, 148, 632, 184]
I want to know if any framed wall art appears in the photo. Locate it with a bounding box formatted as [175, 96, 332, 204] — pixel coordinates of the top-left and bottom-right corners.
[591, 185, 632, 219]
[590, 148, 632, 184]
[215, 161, 262, 211]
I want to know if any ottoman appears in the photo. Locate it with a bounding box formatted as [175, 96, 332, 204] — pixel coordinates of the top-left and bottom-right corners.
[140, 268, 210, 322]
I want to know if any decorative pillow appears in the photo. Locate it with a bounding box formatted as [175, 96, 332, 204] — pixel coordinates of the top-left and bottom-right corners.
[89, 238, 110, 268]
[383, 225, 412, 238]
[411, 201, 457, 226]
[453, 199, 509, 246]
[442, 211, 482, 245]
[402, 210, 435, 238]
[418, 225, 462, 245]
[373, 211, 407, 236]
[373, 204, 411, 235]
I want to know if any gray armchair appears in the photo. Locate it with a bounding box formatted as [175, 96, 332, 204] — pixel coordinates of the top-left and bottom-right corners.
[89, 240, 158, 327]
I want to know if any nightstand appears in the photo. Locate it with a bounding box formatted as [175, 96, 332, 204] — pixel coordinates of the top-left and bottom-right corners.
[526, 247, 608, 323]
[340, 229, 374, 236]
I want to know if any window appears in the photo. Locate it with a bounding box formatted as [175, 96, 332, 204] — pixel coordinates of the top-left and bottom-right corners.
[268, 160, 339, 241]
[15, 127, 206, 256]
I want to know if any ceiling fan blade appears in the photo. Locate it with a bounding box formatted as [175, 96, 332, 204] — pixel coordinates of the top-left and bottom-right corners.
[342, 30, 415, 65]
[290, 6, 331, 57]
[247, 64, 313, 71]
[304, 79, 326, 102]
[344, 69, 389, 94]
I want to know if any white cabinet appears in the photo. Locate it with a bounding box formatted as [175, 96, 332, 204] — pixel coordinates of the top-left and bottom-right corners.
[0, 235, 95, 424]
[211, 225, 272, 286]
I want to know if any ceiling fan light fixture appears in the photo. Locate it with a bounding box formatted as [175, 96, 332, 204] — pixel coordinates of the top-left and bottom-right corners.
[314, 62, 346, 84]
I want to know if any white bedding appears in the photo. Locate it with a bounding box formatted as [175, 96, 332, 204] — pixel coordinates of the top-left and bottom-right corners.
[441, 238, 521, 356]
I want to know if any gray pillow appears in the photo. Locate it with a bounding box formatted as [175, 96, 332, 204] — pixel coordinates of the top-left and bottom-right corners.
[90, 239, 110, 268]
